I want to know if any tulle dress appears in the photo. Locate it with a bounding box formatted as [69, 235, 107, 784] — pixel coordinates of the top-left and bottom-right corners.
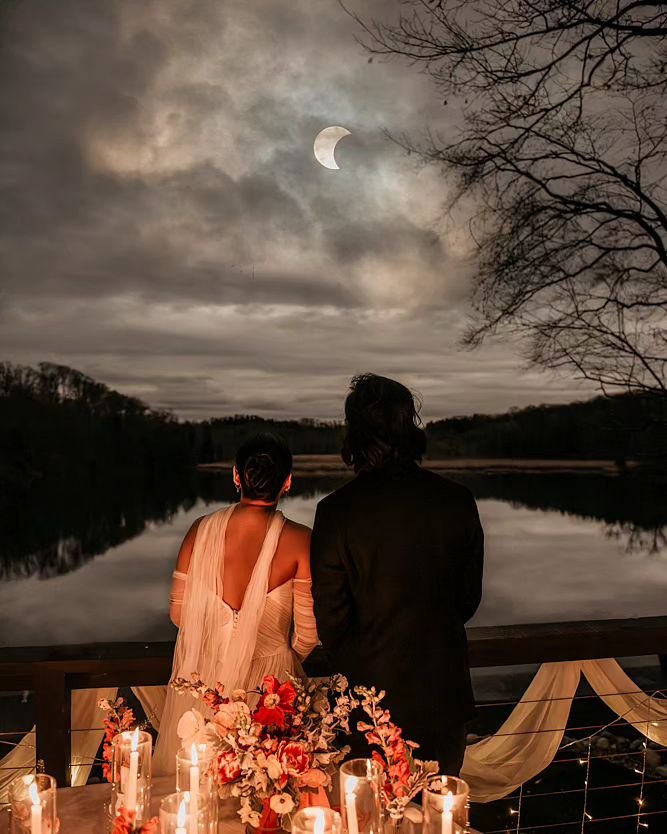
[153, 504, 319, 775]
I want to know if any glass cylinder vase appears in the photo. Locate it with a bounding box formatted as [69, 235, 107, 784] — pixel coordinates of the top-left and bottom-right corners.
[291, 807, 342, 834]
[176, 743, 218, 833]
[109, 729, 152, 826]
[339, 759, 383, 834]
[159, 791, 212, 834]
[422, 776, 470, 834]
[9, 774, 57, 834]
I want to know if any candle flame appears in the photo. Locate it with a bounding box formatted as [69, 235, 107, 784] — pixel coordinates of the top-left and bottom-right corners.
[177, 798, 187, 826]
[313, 809, 326, 834]
[443, 792, 454, 813]
[191, 743, 199, 766]
[131, 728, 140, 752]
[28, 781, 40, 807]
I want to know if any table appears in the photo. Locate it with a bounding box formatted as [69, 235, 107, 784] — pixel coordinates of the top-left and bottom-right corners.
[0, 779, 481, 833]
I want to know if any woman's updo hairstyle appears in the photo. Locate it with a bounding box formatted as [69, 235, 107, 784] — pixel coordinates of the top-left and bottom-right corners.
[235, 433, 293, 502]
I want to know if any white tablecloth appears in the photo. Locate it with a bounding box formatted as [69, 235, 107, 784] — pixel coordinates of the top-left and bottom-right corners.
[0, 779, 481, 834]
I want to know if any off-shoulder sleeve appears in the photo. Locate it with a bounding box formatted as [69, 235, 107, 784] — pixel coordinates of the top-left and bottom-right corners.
[169, 570, 188, 627]
[291, 578, 320, 662]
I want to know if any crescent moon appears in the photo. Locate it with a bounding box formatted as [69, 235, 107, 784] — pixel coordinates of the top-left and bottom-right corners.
[313, 126, 351, 170]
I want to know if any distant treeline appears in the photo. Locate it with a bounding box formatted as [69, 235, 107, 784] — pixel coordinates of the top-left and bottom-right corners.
[1, 362, 666, 499]
[0, 362, 343, 495]
[427, 395, 667, 463]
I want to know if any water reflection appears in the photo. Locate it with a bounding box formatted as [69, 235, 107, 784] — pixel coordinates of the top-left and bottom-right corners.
[1, 470, 665, 585]
[0, 469, 666, 645]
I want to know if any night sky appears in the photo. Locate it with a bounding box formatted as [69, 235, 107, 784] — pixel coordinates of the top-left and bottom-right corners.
[0, 0, 594, 420]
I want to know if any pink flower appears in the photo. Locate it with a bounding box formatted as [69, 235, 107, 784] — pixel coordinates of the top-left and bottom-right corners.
[218, 751, 241, 784]
[214, 701, 251, 733]
[278, 741, 310, 777]
[299, 768, 328, 788]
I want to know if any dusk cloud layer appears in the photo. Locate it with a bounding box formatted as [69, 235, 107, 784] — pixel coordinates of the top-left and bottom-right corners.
[0, 0, 594, 419]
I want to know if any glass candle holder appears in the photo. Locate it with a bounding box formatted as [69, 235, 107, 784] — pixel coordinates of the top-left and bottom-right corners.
[291, 807, 343, 834]
[9, 774, 57, 834]
[339, 759, 383, 834]
[422, 776, 470, 834]
[110, 729, 152, 825]
[176, 743, 218, 833]
[159, 791, 211, 834]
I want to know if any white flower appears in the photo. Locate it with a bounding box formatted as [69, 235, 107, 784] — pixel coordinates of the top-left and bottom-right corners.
[270, 793, 295, 815]
[177, 709, 205, 744]
[98, 698, 111, 711]
[240, 801, 262, 828]
[266, 754, 283, 781]
[231, 689, 248, 702]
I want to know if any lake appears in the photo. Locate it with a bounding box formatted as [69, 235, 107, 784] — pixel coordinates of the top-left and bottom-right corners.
[0, 470, 665, 647]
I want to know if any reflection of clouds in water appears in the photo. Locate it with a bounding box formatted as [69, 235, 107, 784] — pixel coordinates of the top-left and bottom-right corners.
[469, 500, 667, 627]
[1, 495, 666, 647]
[0, 501, 210, 647]
[279, 492, 328, 527]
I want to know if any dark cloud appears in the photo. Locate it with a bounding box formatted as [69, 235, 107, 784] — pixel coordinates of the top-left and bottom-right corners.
[0, 0, 597, 418]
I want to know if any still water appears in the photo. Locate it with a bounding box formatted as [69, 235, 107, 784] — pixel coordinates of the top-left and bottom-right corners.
[0, 472, 665, 647]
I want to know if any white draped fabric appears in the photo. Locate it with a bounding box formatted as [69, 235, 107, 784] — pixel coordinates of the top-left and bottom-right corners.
[2, 657, 665, 805]
[0, 687, 161, 802]
[461, 658, 667, 803]
[153, 504, 318, 774]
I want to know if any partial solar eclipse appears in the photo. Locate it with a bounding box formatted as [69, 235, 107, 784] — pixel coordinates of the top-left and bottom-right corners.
[313, 126, 351, 170]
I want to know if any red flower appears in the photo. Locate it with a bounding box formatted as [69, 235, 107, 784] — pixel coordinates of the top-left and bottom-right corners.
[278, 741, 310, 777]
[203, 688, 227, 711]
[253, 676, 297, 728]
[218, 750, 242, 783]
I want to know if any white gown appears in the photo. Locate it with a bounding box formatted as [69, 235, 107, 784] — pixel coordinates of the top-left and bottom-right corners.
[153, 504, 319, 775]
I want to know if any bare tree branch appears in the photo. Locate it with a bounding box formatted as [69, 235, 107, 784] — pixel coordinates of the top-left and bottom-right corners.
[346, 0, 667, 396]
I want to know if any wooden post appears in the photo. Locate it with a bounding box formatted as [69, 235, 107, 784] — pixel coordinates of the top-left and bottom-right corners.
[35, 667, 70, 787]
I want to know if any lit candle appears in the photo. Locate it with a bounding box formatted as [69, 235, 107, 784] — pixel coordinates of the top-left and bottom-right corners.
[441, 792, 454, 834]
[28, 780, 42, 834]
[344, 778, 359, 834]
[189, 744, 200, 834]
[176, 797, 188, 834]
[125, 728, 140, 814]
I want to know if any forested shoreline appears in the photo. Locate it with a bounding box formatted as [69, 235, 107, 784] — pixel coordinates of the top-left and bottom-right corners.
[1, 362, 666, 500]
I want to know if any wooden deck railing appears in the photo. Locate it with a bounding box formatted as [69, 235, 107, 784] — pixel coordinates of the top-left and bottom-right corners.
[1, 615, 666, 786]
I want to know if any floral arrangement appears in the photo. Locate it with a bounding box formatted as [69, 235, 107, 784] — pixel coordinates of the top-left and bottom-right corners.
[172, 673, 355, 828]
[98, 697, 159, 834]
[356, 686, 438, 822]
[98, 696, 136, 783]
[111, 808, 158, 834]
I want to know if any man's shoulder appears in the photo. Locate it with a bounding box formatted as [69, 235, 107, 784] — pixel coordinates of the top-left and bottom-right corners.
[316, 477, 360, 511]
[417, 465, 477, 504]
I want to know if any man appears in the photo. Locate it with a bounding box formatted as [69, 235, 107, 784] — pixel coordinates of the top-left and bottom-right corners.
[311, 373, 484, 774]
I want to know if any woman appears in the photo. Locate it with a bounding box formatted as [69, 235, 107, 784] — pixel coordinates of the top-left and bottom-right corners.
[153, 433, 319, 773]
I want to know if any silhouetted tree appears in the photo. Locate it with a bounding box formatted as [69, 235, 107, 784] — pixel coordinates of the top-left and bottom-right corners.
[350, 0, 667, 397]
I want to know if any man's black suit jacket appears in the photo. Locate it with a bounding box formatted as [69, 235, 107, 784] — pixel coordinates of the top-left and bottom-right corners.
[310, 461, 484, 757]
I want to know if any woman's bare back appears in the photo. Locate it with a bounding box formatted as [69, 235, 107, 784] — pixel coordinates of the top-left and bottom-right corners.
[173, 505, 311, 618]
